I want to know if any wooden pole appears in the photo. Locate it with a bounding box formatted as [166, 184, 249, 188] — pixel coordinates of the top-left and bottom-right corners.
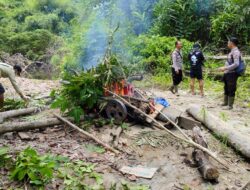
[105, 89, 229, 170]
[54, 113, 120, 155]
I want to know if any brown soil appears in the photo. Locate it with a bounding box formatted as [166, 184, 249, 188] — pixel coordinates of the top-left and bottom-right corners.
[0, 77, 249, 190]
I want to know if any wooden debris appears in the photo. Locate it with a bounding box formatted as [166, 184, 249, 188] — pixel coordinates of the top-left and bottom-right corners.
[106, 89, 229, 170]
[192, 127, 219, 180]
[18, 132, 32, 140]
[156, 107, 202, 130]
[0, 117, 85, 134]
[187, 105, 250, 159]
[120, 166, 158, 179]
[0, 107, 40, 124]
[54, 113, 120, 155]
[0, 118, 61, 134]
[146, 104, 165, 123]
[179, 113, 202, 130]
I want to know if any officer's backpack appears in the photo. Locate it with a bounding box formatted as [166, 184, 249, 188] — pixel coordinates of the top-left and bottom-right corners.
[230, 55, 246, 76]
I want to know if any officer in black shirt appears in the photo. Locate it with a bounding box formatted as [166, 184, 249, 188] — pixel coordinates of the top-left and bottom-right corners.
[188, 44, 205, 97]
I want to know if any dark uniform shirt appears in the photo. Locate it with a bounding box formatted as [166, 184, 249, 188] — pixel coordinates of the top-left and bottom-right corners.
[188, 50, 205, 70]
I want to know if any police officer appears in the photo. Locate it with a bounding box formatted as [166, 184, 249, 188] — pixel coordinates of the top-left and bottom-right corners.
[218, 37, 241, 110]
[169, 41, 183, 96]
[188, 43, 205, 97]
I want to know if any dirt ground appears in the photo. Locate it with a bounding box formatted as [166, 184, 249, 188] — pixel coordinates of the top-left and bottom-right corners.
[0, 77, 250, 190]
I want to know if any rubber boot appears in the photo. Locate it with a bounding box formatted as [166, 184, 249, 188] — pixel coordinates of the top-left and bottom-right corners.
[228, 96, 235, 110]
[174, 86, 180, 96]
[169, 85, 175, 94]
[221, 95, 228, 106]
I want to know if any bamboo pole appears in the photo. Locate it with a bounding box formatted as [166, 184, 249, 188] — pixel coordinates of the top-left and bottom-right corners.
[105, 89, 229, 170]
[54, 113, 120, 155]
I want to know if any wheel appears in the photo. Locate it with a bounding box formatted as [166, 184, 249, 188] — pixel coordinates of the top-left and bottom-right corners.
[105, 99, 127, 124]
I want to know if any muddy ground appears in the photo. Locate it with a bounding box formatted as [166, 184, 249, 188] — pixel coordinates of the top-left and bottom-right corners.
[0, 77, 250, 190]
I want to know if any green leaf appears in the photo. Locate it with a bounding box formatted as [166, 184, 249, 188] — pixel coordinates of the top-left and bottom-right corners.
[0, 147, 9, 155]
[17, 169, 27, 181]
[68, 106, 84, 123]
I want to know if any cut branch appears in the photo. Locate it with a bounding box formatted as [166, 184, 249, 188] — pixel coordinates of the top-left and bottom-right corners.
[54, 113, 120, 155]
[105, 89, 229, 170]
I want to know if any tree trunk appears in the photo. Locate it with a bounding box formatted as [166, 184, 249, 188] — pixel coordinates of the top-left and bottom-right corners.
[0, 107, 40, 123]
[192, 127, 219, 180]
[187, 105, 250, 159]
[0, 118, 61, 134]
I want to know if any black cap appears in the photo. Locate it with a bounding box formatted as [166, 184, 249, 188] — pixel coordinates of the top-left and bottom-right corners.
[229, 37, 239, 46]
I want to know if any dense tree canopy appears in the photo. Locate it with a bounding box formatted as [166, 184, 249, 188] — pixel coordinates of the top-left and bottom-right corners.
[0, 0, 249, 70]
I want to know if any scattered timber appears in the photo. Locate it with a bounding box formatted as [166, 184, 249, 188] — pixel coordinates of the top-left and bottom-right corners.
[0, 107, 40, 123]
[192, 127, 219, 180]
[146, 104, 165, 123]
[187, 105, 250, 159]
[54, 113, 120, 155]
[156, 107, 202, 130]
[106, 89, 229, 170]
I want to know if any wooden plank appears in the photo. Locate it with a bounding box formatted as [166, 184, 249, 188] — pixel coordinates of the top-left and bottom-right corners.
[156, 107, 202, 130]
[178, 112, 202, 130]
[156, 107, 182, 123]
[146, 104, 165, 123]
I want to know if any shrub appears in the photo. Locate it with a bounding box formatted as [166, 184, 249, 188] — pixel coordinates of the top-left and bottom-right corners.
[10, 147, 58, 187]
[24, 13, 62, 34]
[7, 29, 57, 60]
[132, 35, 193, 74]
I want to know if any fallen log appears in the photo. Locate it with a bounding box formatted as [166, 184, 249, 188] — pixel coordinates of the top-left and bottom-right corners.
[0, 107, 40, 123]
[54, 113, 120, 155]
[192, 127, 219, 180]
[0, 116, 86, 134]
[156, 107, 202, 130]
[106, 89, 229, 170]
[0, 118, 61, 134]
[187, 105, 250, 159]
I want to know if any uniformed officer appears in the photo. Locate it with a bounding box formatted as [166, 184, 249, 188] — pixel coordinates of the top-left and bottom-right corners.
[218, 37, 241, 110]
[0, 62, 29, 109]
[169, 41, 183, 96]
[188, 44, 205, 97]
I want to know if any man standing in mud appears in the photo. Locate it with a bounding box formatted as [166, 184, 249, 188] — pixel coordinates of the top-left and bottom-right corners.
[188, 43, 205, 97]
[218, 37, 241, 110]
[0, 62, 29, 109]
[169, 41, 183, 96]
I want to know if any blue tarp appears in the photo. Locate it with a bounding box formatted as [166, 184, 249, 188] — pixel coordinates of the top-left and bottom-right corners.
[154, 97, 170, 108]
